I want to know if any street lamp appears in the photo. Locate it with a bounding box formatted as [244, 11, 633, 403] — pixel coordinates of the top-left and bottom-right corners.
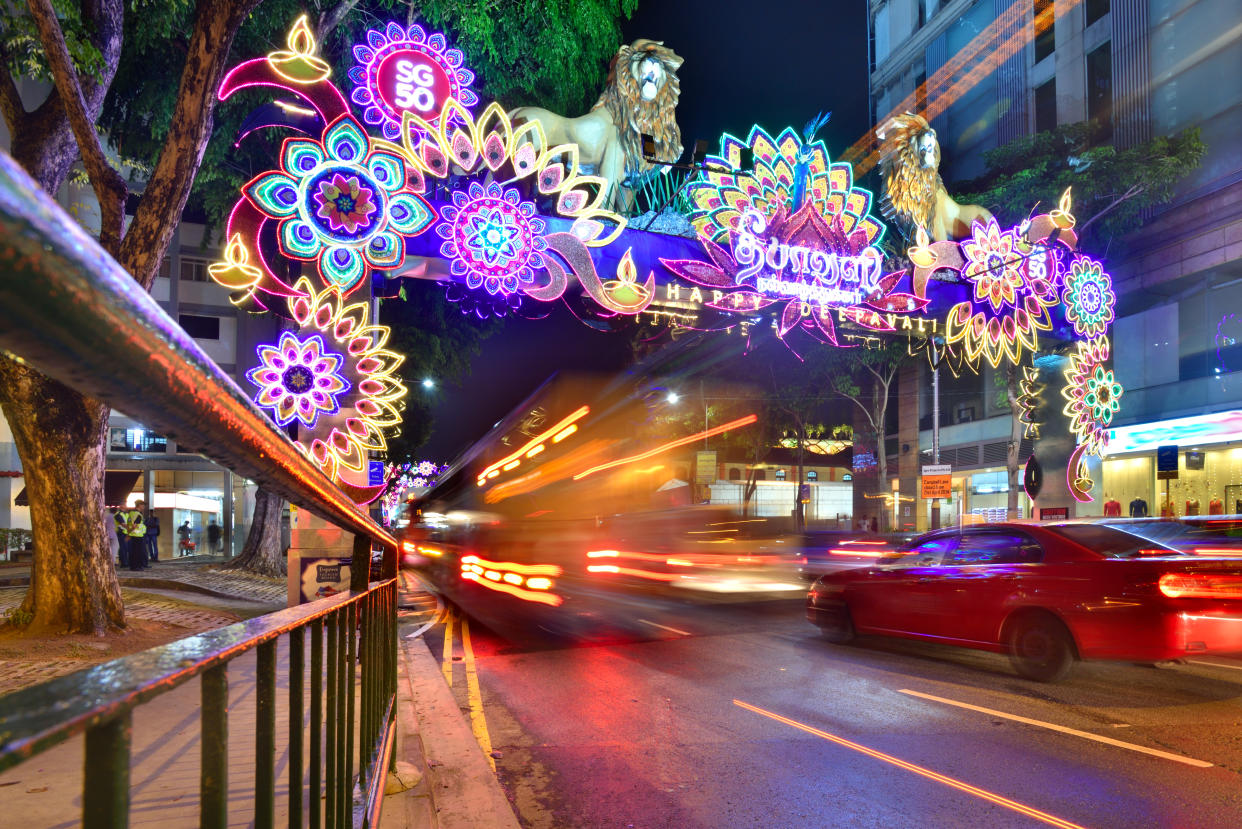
[666, 391, 680, 404]
[421, 378, 435, 390]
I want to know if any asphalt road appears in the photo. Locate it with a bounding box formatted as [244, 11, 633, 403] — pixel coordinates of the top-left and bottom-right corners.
[423, 583, 1242, 829]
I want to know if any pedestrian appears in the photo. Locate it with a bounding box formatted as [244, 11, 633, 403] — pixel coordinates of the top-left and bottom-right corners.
[113, 507, 128, 568]
[125, 502, 148, 571]
[869, 516, 879, 534]
[145, 509, 160, 563]
[105, 505, 120, 564]
[178, 520, 192, 556]
[207, 518, 222, 554]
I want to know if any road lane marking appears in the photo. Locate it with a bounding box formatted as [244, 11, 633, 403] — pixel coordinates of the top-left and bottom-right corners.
[1188, 659, 1242, 672]
[441, 608, 455, 686]
[897, 689, 1213, 768]
[461, 617, 496, 771]
[638, 618, 690, 636]
[733, 699, 1087, 829]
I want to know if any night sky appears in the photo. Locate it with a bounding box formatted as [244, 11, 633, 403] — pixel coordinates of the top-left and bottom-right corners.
[418, 0, 869, 461]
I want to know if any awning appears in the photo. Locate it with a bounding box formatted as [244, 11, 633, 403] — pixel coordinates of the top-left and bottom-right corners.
[14, 470, 142, 508]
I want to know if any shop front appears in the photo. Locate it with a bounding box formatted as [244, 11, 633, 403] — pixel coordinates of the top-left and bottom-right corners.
[1101, 411, 1242, 518]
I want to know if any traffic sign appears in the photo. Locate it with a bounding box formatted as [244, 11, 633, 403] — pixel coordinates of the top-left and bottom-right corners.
[1157, 445, 1179, 480]
[920, 464, 952, 499]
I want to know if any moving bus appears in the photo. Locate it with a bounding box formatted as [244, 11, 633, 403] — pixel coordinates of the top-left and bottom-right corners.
[404, 372, 804, 634]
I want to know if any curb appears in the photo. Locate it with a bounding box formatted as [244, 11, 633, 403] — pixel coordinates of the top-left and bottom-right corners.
[0, 575, 274, 603]
[390, 630, 521, 829]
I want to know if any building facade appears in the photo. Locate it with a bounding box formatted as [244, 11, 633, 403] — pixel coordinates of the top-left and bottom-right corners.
[870, 0, 1242, 526]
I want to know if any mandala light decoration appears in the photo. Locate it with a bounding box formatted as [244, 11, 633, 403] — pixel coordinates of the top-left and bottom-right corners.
[1062, 255, 1116, 339]
[665, 126, 918, 347]
[348, 22, 477, 141]
[436, 181, 548, 295]
[247, 277, 407, 482]
[1062, 338, 1122, 456]
[247, 332, 350, 429]
[243, 114, 434, 294]
[942, 217, 1059, 368]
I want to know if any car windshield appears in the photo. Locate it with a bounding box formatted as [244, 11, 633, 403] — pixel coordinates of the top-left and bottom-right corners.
[1048, 524, 1184, 558]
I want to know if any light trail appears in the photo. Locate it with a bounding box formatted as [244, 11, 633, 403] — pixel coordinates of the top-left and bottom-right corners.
[734, 698, 1089, 829]
[638, 619, 691, 636]
[572, 414, 758, 480]
[898, 689, 1213, 768]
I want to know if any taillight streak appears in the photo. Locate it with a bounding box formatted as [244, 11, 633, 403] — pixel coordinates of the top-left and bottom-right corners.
[1158, 572, 1242, 599]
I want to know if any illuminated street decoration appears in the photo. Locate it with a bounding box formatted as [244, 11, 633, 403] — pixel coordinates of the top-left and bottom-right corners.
[1062, 256, 1116, 339]
[666, 126, 917, 347]
[348, 22, 477, 141]
[436, 181, 548, 295]
[251, 277, 408, 483]
[943, 217, 1059, 368]
[1017, 366, 1043, 439]
[242, 114, 433, 294]
[247, 332, 350, 429]
[1061, 337, 1122, 457]
[380, 459, 445, 523]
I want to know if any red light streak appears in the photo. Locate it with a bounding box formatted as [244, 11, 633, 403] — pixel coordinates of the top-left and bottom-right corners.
[829, 548, 894, 558]
[1192, 548, 1242, 556]
[572, 414, 758, 480]
[477, 404, 589, 484]
[587, 564, 680, 582]
[462, 572, 563, 606]
[1159, 573, 1242, 599]
[461, 554, 562, 577]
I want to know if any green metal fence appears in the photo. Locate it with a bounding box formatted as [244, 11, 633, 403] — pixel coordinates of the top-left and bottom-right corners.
[0, 142, 404, 825]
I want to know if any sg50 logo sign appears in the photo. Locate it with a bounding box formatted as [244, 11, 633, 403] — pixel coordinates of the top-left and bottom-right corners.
[377, 50, 451, 118]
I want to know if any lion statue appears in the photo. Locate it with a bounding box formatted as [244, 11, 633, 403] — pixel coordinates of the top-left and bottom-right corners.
[877, 112, 993, 242]
[510, 39, 684, 212]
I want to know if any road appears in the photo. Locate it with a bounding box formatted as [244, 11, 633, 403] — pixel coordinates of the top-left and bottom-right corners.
[421, 582, 1242, 828]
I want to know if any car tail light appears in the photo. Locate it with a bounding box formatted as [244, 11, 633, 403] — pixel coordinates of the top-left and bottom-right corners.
[1158, 572, 1242, 599]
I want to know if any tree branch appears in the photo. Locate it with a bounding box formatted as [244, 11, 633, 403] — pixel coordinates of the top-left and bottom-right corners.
[1075, 183, 1144, 237]
[318, 0, 364, 40]
[0, 50, 25, 131]
[27, 0, 128, 254]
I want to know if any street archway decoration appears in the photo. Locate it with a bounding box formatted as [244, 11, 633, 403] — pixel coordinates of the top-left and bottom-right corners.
[213, 15, 1120, 504]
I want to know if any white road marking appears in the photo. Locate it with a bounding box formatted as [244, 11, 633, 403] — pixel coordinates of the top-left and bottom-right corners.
[638, 618, 690, 636]
[898, 688, 1213, 768]
[1188, 659, 1242, 672]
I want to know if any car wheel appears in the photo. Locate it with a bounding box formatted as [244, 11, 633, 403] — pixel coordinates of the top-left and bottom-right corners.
[1007, 614, 1075, 682]
[818, 603, 855, 644]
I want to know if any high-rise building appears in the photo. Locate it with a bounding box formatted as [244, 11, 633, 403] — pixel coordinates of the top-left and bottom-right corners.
[868, 0, 1242, 526]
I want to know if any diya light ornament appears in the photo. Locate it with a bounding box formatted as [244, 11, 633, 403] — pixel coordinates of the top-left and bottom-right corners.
[348, 22, 477, 141]
[242, 114, 434, 295]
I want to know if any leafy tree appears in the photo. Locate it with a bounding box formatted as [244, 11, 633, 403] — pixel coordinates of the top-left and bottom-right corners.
[956, 121, 1205, 251]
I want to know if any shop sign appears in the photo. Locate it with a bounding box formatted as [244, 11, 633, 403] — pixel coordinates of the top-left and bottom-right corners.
[1157, 445, 1179, 480]
[1106, 411, 1242, 455]
[734, 209, 883, 308]
[920, 464, 952, 499]
[694, 450, 717, 485]
[1039, 507, 1068, 520]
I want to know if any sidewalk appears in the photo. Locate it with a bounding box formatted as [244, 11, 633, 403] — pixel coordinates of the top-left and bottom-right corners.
[0, 565, 519, 828]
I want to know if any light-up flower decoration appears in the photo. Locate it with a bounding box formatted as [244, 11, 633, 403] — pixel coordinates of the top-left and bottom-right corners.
[685, 124, 884, 246]
[436, 181, 548, 295]
[247, 332, 350, 428]
[243, 114, 433, 294]
[1062, 256, 1115, 339]
[416, 460, 439, 476]
[348, 22, 477, 141]
[1062, 337, 1123, 456]
[943, 217, 1059, 368]
[249, 277, 407, 481]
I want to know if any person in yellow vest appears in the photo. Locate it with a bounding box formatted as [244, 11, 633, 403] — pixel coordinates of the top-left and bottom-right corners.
[124, 502, 148, 571]
[112, 507, 129, 568]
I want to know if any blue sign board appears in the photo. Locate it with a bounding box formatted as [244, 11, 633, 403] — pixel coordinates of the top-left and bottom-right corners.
[1156, 445, 1179, 480]
[368, 460, 386, 487]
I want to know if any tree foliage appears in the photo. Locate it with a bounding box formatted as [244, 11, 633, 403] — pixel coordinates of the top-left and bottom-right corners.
[955, 121, 1205, 251]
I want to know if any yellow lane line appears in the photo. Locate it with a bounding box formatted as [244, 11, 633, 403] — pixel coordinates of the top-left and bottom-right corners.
[733, 699, 1088, 829]
[898, 689, 1213, 768]
[461, 617, 496, 771]
[441, 607, 455, 686]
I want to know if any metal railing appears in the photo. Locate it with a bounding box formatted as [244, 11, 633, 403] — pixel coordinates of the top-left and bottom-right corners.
[0, 148, 401, 826]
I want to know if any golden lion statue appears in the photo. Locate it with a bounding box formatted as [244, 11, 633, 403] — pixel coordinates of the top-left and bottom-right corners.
[510, 39, 684, 211]
[877, 112, 993, 242]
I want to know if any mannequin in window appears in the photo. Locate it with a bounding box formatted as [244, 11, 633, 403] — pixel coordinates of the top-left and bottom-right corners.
[1103, 495, 1121, 517]
[1129, 497, 1148, 518]
[1186, 498, 1201, 516]
[1209, 497, 1224, 515]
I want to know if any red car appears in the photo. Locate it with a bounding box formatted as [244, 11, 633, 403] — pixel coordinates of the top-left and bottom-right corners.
[806, 522, 1242, 682]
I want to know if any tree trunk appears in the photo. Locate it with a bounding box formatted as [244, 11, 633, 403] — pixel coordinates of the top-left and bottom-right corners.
[1006, 365, 1023, 519]
[0, 363, 122, 632]
[224, 487, 286, 577]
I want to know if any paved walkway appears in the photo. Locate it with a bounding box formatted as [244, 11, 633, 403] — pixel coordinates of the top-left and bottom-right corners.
[0, 567, 515, 828]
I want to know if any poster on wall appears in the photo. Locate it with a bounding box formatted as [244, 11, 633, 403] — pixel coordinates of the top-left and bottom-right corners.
[295, 556, 353, 604]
